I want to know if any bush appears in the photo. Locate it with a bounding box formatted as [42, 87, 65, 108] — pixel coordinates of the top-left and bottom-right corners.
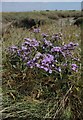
[6, 29, 80, 99]
[74, 17, 83, 26]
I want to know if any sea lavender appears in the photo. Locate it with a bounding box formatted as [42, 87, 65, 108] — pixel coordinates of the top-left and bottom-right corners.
[9, 46, 18, 52]
[71, 64, 78, 72]
[41, 33, 49, 38]
[24, 38, 39, 47]
[33, 28, 41, 33]
[51, 47, 61, 52]
[43, 38, 52, 46]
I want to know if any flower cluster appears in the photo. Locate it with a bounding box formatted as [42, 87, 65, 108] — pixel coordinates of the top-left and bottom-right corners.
[27, 53, 54, 73]
[8, 29, 79, 75]
[24, 38, 39, 47]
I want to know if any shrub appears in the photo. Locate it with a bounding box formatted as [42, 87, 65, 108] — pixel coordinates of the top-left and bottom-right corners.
[74, 17, 83, 26]
[6, 29, 80, 85]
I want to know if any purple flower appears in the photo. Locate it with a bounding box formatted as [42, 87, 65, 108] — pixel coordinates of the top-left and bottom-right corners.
[35, 52, 42, 59]
[61, 42, 79, 51]
[47, 54, 54, 61]
[49, 69, 52, 74]
[27, 60, 35, 68]
[42, 63, 49, 67]
[73, 58, 80, 61]
[55, 67, 61, 72]
[63, 63, 67, 66]
[61, 45, 68, 50]
[51, 47, 61, 52]
[42, 54, 54, 64]
[74, 43, 79, 46]
[27, 61, 31, 65]
[43, 67, 48, 72]
[33, 28, 40, 33]
[71, 64, 78, 68]
[57, 67, 61, 72]
[24, 38, 31, 41]
[21, 46, 27, 51]
[68, 42, 79, 47]
[43, 38, 52, 46]
[67, 42, 78, 50]
[71, 64, 78, 72]
[17, 49, 22, 56]
[10, 46, 18, 49]
[52, 34, 59, 40]
[35, 63, 40, 68]
[41, 33, 49, 37]
[24, 57, 28, 61]
[52, 33, 62, 40]
[9, 46, 18, 52]
[39, 65, 48, 72]
[61, 52, 66, 57]
[52, 64, 55, 67]
[23, 41, 30, 45]
[31, 38, 39, 47]
[24, 38, 39, 47]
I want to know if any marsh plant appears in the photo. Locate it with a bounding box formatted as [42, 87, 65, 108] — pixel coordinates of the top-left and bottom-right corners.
[7, 29, 79, 77]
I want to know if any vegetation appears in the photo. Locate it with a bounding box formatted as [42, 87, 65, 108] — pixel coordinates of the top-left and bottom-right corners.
[2, 10, 81, 27]
[74, 17, 83, 26]
[1, 10, 83, 120]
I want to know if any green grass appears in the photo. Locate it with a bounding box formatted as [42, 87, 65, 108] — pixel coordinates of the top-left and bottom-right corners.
[2, 10, 81, 22]
[2, 10, 81, 29]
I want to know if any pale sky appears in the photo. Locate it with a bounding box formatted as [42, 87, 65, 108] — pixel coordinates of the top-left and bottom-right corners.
[0, 0, 82, 12]
[1, 0, 82, 2]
